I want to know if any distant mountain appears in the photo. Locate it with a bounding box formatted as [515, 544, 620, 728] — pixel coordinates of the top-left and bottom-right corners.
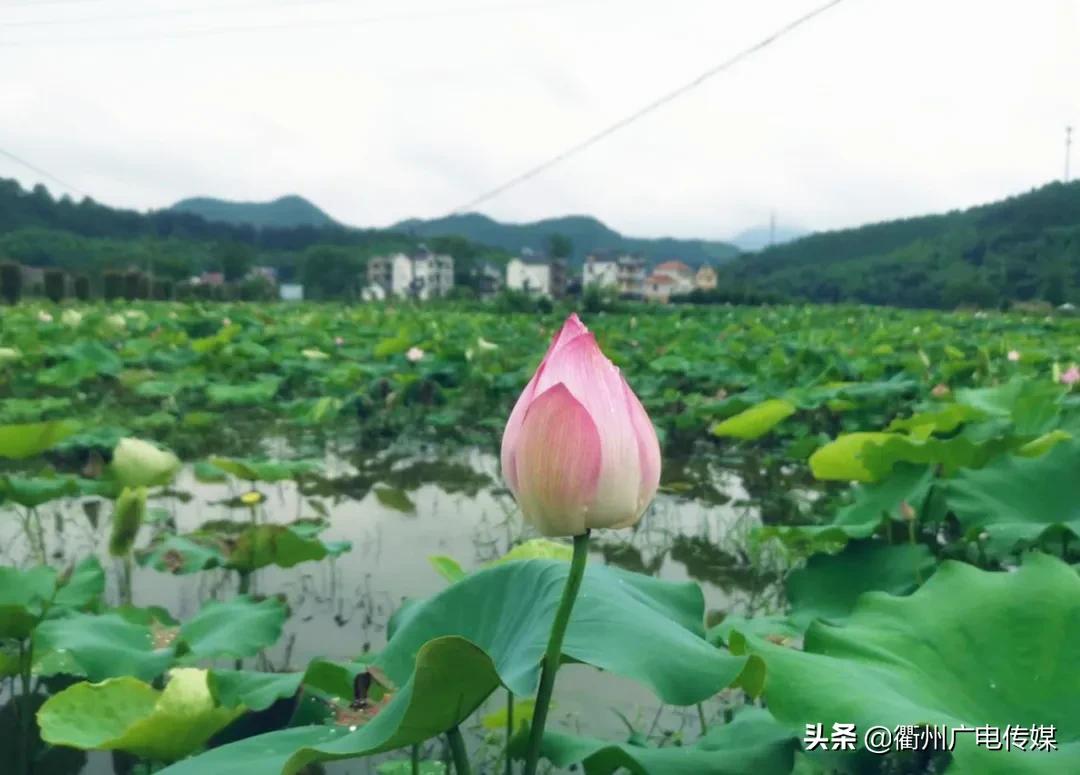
[722, 180, 1080, 308]
[393, 212, 739, 266]
[170, 195, 336, 229]
[730, 224, 808, 252]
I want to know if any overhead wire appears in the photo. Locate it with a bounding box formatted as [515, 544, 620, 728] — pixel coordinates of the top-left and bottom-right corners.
[447, 0, 848, 214]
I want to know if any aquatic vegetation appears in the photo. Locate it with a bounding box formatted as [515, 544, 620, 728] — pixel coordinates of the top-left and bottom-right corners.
[0, 301, 1079, 774]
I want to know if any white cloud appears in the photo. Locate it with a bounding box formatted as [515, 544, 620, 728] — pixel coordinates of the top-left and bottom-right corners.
[1, 0, 1077, 240]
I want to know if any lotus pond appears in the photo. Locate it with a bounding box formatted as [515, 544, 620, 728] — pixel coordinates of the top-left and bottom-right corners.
[2, 301, 1080, 775]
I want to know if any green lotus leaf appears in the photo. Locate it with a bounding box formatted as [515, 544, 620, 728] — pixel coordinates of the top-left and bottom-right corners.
[738, 553, 1080, 774]
[53, 555, 106, 612]
[0, 565, 57, 639]
[38, 668, 243, 762]
[33, 611, 174, 681]
[160, 560, 758, 775]
[207, 456, 320, 482]
[712, 398, 796, 440]
[0, 474, 79, 507]
[529, 707, 797, 775]
[947, 440, 1080, 557]
[755, 465, 934, 555]
[110, 437, 181, 488]
[178, 595, 288, 660]
[0, 420, 80, 459]
[785, 539, 936, 628]
[206, 379, 282, 406]
[428, 555, 466, 584]
[138, 519, 350, 575]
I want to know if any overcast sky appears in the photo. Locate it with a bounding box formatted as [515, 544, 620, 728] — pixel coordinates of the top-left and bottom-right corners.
[2, 0, 1078, 240]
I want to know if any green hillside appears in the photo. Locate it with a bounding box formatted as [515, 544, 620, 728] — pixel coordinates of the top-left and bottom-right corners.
[170, 195, 336, 229]
[723, 180, 1080, 308]
[394, 212, 740, 266]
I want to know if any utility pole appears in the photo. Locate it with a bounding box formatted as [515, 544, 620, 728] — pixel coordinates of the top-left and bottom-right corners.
[1067, 125, 1073, 183]
[769, 211, 776, 247]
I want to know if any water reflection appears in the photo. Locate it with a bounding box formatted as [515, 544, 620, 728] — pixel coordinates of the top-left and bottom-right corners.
[1, 443, 782, 774]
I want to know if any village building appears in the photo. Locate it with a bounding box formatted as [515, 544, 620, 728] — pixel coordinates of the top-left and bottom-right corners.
[695, 265, 718, 291]
[367, 246, 454, 300]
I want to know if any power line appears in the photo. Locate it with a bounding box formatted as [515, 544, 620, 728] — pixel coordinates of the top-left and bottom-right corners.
[448, 0, 848, 214]
[0, 147, 90, 199]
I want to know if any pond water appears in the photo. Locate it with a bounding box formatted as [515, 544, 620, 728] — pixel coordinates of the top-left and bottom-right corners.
[1, 442, 786, 774]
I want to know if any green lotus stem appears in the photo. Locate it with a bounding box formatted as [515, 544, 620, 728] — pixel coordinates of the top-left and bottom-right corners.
[411, 743, 420, 775]
[122, 554, 134, 606]
[697, 702, 707, 735]
[505, 690, 514, 775]
[446, 725, 471, 775]
[523, 530, 590, 775]
[908, 520, 922, 584]
[18, 640, 31, 775]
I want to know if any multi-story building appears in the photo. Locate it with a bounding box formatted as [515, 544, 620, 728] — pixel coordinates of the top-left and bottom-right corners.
[583, 251, 619, 290]
[695, 265, 718, 291]
[643, 260, 695, 302]
[616, 254, 647, 297]
[506, 248, 567, 297]
[367, 246, 454, 300]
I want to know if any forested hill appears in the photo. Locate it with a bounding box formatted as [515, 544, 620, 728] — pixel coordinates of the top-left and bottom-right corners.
[723, 181, 1080, 308]
[394, 212, 740, 266]
[170, 195, 336, 229]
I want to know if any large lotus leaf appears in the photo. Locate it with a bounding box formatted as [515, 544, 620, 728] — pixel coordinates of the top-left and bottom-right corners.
[138, 534, 227, 575]
[0, 474, 79, 507]
[809, 432, 998, 482]
[209, 670, 305, 712]
[429, 538, 573, 584]
[531, 707, 797, 775]
[33, 611, 174, 681]
[207, 456, 320, 482]
[38, 668, 243, 762]
[711, 399, 796, 440]
[785, 539, 936, 628]
[178, 596, 288, 659]
[0, 420, 80, 459]
[161, 636, 499, 775]
[52, 555, 106, 611]
[0, 564, 57, 639]
[138, 520, 350, 575]
[208, 658, 369, 712]
[377, 559, 754, 705]
[206, 379, 282, 407]
[737, 554, 1080, 774]
[946, 440, 1080, 557]
[756, 465, 934, 554]
[954, 379, 1064, 435]
[161, 560, 757, 775]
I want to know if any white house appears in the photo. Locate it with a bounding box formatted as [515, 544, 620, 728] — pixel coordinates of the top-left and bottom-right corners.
[367, 247, 454, 300]
[650, 260, 695, 297]
[279, 283, 304, 301]
[583, 254, 618, 290]
[506, 250, 553, 296]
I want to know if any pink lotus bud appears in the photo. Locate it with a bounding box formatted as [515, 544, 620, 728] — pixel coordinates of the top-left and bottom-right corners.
[931, 383, 950, 398]
[501, 314, 662, 536]
[406, 347, 424, 363]
[1062, 365, 1080, 386]
[1007, 350, 1020, 362]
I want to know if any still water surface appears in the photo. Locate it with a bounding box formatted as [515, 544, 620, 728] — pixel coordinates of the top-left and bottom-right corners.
[1, 442, 783, 774]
